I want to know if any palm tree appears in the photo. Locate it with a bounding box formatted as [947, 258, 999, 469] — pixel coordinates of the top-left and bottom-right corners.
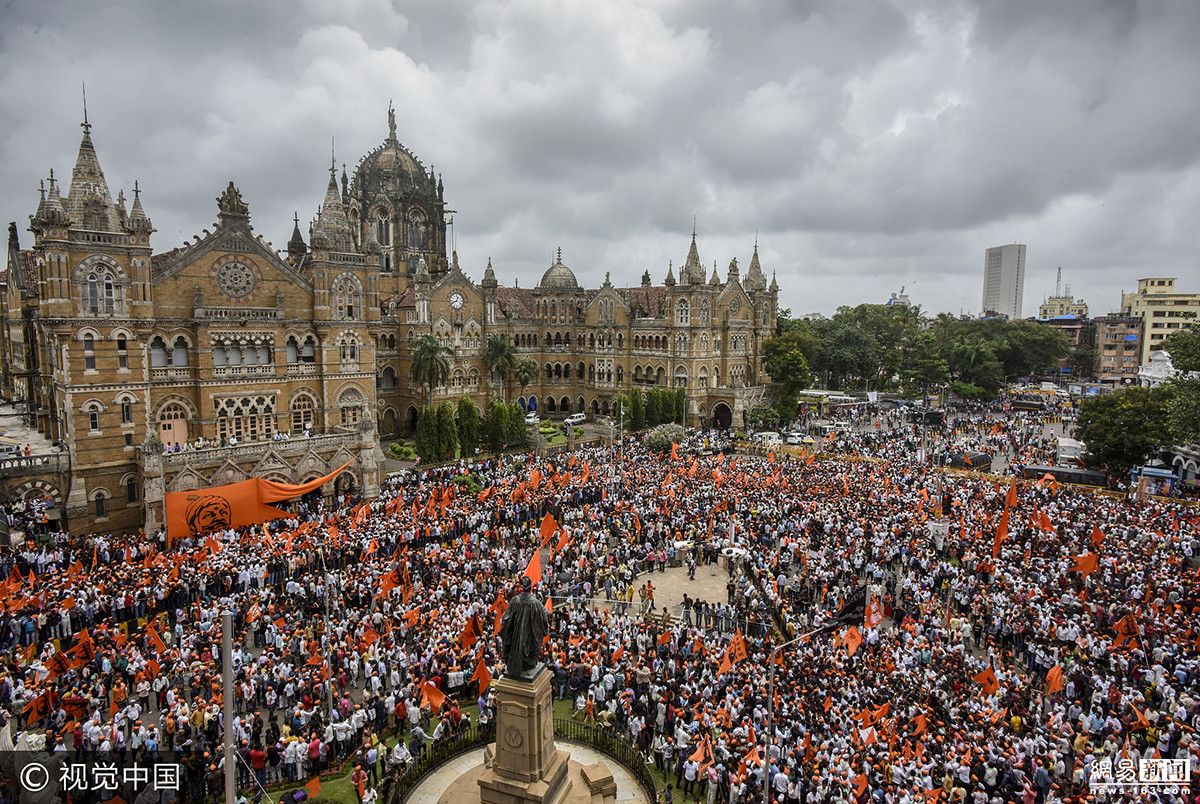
[409, 333, 453, 406]
[482, 334, 517, 402]
[512, 357, 539, 402]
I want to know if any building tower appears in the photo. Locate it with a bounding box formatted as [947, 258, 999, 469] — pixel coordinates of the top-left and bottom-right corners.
[982, 244, 1026, 319]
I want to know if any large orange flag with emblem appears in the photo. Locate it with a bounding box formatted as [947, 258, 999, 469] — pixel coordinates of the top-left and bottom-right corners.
[165, 461, 352, 541]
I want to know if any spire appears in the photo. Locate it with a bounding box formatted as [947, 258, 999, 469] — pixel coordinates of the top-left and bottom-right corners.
[311, 158, 353, 251]
[482, 257, 497, 288]
[769, 271, 779, 293]
[126, 180, 153, 234]
[65, 113, 120, 232]
[665, 260, 676, 287]
[288, 211, 308, 260]
[42, 170, 69, 227]
[709, 263, 720, 286]
[683, 229, 703, 284]
[746, 240, 766, 291]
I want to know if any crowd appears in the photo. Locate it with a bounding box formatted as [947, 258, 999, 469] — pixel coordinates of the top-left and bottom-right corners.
[0, 407, 1197, 804]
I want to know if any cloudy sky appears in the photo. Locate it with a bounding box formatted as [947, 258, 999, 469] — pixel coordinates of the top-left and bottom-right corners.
[3, 0, 1199, 318]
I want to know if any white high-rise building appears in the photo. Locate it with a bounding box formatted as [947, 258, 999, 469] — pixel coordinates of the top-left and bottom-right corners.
[982, 244, 1026, 319]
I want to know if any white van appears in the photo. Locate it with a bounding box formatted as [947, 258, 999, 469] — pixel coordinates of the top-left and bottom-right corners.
[753, 432, 783, 446]
[564, 413, 586, 426]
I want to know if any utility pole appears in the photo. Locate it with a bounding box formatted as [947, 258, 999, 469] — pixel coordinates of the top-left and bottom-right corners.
[222, 611, 235, 804]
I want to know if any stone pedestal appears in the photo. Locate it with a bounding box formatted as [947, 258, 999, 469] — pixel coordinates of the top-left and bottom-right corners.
[477, 668, 572, 804]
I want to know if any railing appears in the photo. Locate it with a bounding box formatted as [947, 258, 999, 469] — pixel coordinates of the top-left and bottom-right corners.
[286, 363, 319, 375]
[385, 722, 495, 804]
[194, 306, 283, 320]
[384, 718, 656, 804]
[150, 367, 195, 381]
[158, 432, 360, 468]
[0, 452, 69, 477]
[212, 364, 276, 378]
[553, 718, 657, 804]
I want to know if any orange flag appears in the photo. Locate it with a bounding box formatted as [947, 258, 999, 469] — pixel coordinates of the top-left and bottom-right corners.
[539, 514, 558, 546]
[1068, 553, 1099, 577]
[670, 443, 680, 461]
[470, 657, 492, 695]
[973, 667, 1000, 695]
[1046, 664, 1063, 694]
[305, 778, 321, 797]
[1091, 525, 1105, 548]
[1006, 479, 1017, 509]
[844, 626, 863, 657]
[524, 550, 542, 586]
[420, 681, 447, 712]
[854, 773, 869, 799]
[865, 598, 883, 629]
[612, 646, 624, 664]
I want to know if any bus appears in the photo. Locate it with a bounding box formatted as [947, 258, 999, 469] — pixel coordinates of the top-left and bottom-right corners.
[1019, 464, 1108, 488]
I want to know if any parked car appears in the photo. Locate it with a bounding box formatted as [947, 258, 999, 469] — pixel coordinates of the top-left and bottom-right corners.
[564, 413, 587, 426]
[525, 412, 540, 425]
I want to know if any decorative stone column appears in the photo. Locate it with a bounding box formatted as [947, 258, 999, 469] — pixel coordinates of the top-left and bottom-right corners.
[477, 668, 571, 804]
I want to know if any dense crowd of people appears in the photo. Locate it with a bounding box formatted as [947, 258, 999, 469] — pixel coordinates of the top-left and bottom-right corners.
[0, 405, 1197, 804]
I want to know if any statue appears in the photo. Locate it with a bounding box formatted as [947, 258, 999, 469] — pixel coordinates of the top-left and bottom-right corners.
[499, 575, 551, 680]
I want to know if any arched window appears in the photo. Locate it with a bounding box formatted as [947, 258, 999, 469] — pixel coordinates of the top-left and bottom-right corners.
[91, 489, 110, 519]
[125, 476, 139, 504]
[407, 210, 426, 250]
[86, 402, 101, 432]
[159, 403, 188, 446]
[700, 300, 711, 326]
[285, 336, 300, 364]
[149, 337, 169, 368]
[116, 335, 128, 369]
[380, 367, 397, 389]
[83, 335, 96, 370]
[676, 300, 689, 325]
[339, 334, 359, 362]
[616, 365, 623, 384]
[333, 275, 362, 320]
[172, 336, 190, 367]
[291, 395, 315, 434]
[84, 272, 117, 315]
[377, 213, 391, 246]
[302, 335, 317, 363]
[338, 388, 364, 427]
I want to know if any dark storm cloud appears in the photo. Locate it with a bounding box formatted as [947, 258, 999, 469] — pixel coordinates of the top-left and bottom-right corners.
[1, 0, 1199, 317]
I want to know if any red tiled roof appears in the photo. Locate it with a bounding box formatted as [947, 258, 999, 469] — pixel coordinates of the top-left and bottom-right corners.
[495, 285, 536, 319]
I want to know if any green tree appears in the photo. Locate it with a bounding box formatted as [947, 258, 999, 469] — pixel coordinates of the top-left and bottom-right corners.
[674, 387, 687, 423]
[436, 401, 458, 461]
[483, 334, 517, 402]
[505, 402, 527, 448]
[456, 395, 481, 457]
[748, 404, 779, 430]
[409, 333, 453, 406]
[762, 331, 813, 392]
[484, 400, 508, 453]
[1068, 345, 1098, 381]
[630, 386, 645, 431]
[1162, 328, 1200, 444]
[512, 357, 540, 401]
[414, 405, 439, 464]
[1076, 385, 1174, 476]
[645, 388, 662, 427]
[776, 388, 798, 423]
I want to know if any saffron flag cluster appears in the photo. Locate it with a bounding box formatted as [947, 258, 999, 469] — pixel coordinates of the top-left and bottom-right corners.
[165, 461, 353, 541]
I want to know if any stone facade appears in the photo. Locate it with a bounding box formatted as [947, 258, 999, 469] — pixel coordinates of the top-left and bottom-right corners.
[0, 110, 778, 536]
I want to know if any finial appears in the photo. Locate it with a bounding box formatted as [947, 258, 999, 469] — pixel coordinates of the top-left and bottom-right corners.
[81, 82, 91, 135]
[48, 169, 56, 190]
[38, 179, 45, 199]
[557, 246, 562, 263]
[692, 216, 696, 238]
[133, 180, 140, 199]
[754, 229, 758, 249]
[294, 211, 300, 225]
[330, 137, 336, 174]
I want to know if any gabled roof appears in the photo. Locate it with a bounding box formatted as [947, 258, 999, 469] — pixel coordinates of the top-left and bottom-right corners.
[495, 286, 536, 319]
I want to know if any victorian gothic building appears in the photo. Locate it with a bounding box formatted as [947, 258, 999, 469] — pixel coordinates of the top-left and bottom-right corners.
[1, 110, 778, 536]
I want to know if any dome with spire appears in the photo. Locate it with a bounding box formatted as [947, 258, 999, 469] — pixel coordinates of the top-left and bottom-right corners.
[349, 105, 438, 201]
[538, 248, 580, 291]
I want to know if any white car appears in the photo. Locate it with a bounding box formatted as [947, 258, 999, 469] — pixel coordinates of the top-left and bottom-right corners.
[564, 413, 586, 426]
[525, 412, 540, 425]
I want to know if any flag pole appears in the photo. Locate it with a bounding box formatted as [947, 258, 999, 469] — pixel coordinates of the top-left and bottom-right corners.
[765, 627, 821, 804]
[223, 610, 236, 804]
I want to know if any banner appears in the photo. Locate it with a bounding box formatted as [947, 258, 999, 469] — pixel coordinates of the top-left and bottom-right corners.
[165, 461, 353, 541]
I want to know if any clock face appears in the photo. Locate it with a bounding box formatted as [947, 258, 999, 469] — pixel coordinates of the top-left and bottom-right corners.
[214, 259, 258, 299]
[449, 292, 465, 310]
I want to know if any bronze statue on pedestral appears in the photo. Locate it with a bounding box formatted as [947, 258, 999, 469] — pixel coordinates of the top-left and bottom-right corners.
[499, 575, 551, 680]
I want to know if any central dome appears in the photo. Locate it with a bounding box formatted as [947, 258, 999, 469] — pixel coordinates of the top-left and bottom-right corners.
[349, 109, 437, 198]
[539, 249, 580, 291]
